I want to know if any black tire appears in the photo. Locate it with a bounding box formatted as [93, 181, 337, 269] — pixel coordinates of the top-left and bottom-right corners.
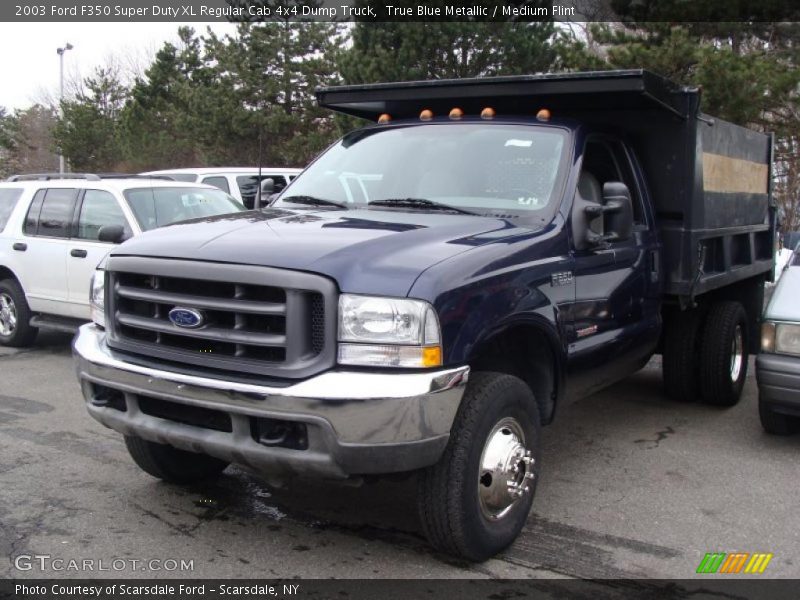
[124, 436, 229, 484]
[699, 301, 748, 406]
[663, 308, 704, 402]
[417, 372, 541, 561]
[0, 278, 38, 347]
[759, 401, 798, 436]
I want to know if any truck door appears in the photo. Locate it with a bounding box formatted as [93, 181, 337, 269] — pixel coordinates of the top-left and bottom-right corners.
[13, 188, 76, 317]
[67, 189, 134, 319]
[567, 138, 661, 398]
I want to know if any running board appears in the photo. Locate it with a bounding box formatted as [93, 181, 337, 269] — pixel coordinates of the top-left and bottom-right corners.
[29, 315, 84, 334]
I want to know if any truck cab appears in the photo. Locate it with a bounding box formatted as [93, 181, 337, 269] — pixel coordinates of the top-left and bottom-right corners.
[72, 70, 774, 561]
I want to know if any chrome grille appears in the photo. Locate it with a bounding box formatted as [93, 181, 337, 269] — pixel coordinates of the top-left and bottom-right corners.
[105, 257, 337, 379]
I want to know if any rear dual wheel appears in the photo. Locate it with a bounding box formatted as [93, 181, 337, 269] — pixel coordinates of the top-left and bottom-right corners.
[663, 301, 748, 407]
[699, 302, 748, 406]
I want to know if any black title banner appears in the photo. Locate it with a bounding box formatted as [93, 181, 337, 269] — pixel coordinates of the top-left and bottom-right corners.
[3, 0, 800, 22]
[3, 579, 800, 600]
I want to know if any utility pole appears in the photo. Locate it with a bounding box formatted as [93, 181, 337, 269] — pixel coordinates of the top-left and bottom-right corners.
[57, 43, 73, 174]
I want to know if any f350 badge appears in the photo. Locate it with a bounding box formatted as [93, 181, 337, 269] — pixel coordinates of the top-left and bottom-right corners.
[551, 271, 574, 287]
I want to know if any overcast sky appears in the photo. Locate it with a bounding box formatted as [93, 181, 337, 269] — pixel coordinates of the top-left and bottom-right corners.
[0, 22, 237, 110]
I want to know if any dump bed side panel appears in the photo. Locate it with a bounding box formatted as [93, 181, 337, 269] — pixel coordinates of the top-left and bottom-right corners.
[700, 118, 771, 229]
[660, 117, 774, 298]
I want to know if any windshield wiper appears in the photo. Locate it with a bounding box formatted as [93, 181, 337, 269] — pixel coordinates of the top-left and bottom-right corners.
[368, 198, 478, 215]
[280, 195, 348, 209]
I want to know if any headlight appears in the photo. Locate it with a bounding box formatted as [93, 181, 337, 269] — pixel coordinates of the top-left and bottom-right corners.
[90, 270, 105, 328]
[762, 321, 800, 356]
[337, 294, 442, 368]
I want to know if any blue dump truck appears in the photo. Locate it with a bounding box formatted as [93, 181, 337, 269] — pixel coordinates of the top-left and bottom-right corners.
[73, 70, 775, 560]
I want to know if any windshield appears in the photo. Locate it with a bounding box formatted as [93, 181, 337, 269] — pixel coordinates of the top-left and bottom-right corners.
[274, 123, 569, 219]
[123, 187, 245, 231]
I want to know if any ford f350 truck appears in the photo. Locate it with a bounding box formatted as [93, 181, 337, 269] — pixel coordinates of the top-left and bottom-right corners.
[73, 70, 775, 560]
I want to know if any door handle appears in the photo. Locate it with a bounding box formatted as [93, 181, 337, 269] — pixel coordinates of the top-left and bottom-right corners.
[650, 250, 660, 283]
[12, 243, 27, 251]
[70, 249, 88, 258]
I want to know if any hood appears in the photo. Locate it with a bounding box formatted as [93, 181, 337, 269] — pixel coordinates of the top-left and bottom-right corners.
[113, 208, 537, 296]
[767, 265, 800, 322]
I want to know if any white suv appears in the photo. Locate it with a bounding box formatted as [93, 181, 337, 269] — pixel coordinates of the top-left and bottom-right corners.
[140, 167, 302, 209]
[0, 175, 245, 346]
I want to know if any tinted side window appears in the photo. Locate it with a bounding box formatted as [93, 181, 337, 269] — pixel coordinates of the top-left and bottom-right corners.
[0, 188, 23, 232]
[582, 141, 645, 225]
[609, 142, 646, 225]
[77, 190, 131, 241]
[35, 188, 78, 238]
[201, 176, 230, 193]
[23, 189, 46, 235]
[237, 175, 288, 209]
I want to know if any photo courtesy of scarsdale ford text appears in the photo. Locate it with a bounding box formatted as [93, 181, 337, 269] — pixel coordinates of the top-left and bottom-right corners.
[14, 583, 302, 598]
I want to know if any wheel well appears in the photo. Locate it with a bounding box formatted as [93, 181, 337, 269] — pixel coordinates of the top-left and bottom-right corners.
[0, 266, 20, 285]
[469, 325, 559, 425]
[664, 274, 766, 355]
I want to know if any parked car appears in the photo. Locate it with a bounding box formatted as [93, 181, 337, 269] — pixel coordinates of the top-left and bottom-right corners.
[73, 71, 775, 561]
[0, 174, 245, 346]
[140, 168, 303, 209]
[758, 241, 800, 434]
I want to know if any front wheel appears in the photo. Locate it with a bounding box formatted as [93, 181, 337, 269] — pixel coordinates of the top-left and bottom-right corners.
[417, 372, 541, 561]
[124, 436, 229, 484]
[759, 401, 798, 436]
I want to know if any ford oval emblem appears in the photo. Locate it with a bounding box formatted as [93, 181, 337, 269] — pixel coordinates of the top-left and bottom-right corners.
[168, 307, 205, 329]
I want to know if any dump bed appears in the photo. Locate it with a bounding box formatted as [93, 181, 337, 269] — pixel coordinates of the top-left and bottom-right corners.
[318, 70, 776, 300]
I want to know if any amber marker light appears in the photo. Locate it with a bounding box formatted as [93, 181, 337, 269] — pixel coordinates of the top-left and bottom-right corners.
[422, 346, 443, 367]
[449, 107, 464, 120]
[536, 108, 551, 121]
[420, 109, 434, 121]
[480, 107, 496, 120]
[377, 113, 392, 124]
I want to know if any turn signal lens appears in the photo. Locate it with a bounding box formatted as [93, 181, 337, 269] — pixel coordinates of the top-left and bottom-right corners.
[480, 107, 496, 119]
[377, 113, 392, 124]
[761, 321, 776, 353]
[422, 346, 443, 367]
[420, 109, 434, 121]
[338, 344, 443, 368]
[449, 107, 464, 120]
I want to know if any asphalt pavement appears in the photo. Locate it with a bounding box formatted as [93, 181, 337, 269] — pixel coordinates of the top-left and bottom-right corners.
[1, 331, 798, 580]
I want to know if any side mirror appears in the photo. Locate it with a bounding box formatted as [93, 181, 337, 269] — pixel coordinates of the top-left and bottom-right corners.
[600, 181, 633, 243]
[254, 178, 275, 209]
[571, 173, 605, 250]
[575, 181, 633, 248]
[98, 224, 127, 244]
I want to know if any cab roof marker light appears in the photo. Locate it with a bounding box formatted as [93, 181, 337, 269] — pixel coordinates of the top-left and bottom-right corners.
[420, 109, 434, 121]
[480, 107, 496, 120]
[536, 108, 551, 122]
[449, 107, 464, 120]
[377, 113, 392, 124]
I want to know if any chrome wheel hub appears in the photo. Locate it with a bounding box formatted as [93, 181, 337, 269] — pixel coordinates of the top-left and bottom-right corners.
[478, 417, 534, 520]
[0, 293, 16, 336]
[730, 324, 743, 382]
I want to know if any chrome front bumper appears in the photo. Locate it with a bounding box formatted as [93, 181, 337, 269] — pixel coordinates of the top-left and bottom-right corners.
[73, 324, 469, 479]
